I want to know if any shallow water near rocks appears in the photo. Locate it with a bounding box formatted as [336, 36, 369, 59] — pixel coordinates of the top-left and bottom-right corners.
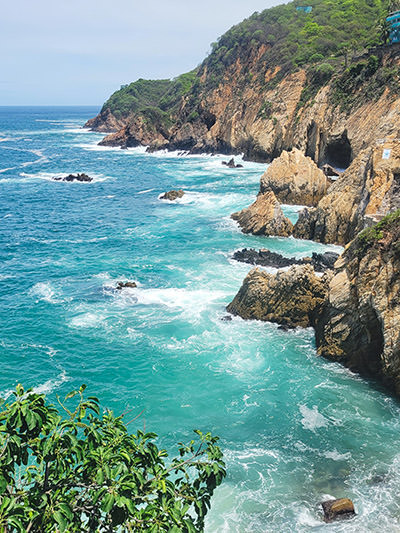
[1, 106, 400, 532]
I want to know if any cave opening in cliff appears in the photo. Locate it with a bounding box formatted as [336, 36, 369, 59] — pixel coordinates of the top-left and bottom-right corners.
[325, 134, 352, 170]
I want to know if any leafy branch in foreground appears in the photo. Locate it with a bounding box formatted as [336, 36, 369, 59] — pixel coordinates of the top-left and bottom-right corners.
[0, 384, 226, 532]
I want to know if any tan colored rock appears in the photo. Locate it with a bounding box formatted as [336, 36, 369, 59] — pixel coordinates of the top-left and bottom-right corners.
[160, 189, 185, 201]
[226, 265, 329, 328]
[294, 139, 400, 245]
[321, 498, 355, 522]
[231, 191, 293, 237]
[260, 148, 329, 206]
[315, 212, 400, 394]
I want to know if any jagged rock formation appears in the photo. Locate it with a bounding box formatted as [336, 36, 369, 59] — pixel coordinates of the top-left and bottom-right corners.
[232, 248, 339, 272]
[160, 190, 185, 201]
[259, 148, 329, 206]
[226, 265, 329, 328]
[231, 191, 293, 236]
[315, 211, 400, 394]
[294, 139, 400, 245]
[321, 499, 356, 523]
[53, 173, 93, 182]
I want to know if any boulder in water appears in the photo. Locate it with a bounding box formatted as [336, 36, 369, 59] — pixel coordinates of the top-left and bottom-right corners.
[53, 173, 93, 182]
[222, 157, 243, 168]
[321, 498, 355, 522]
[160, 189, 185, 201]
[116, 281, 137, 290]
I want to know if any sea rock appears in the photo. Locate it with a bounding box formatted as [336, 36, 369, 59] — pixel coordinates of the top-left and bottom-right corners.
[231, 191, 293, 237]
[260, 148, 329, 206]
[226, 265, 329, 328]
[116, 281, 137, 290]
[315, 211, 400, 394]
[294, 139, 400, 245]
[53, 173, 93, 183]
[160, 189, 185, 201]
[222, 157, 243, 168]
[232, 248, 339, 272]
[321, 498, 355, 522]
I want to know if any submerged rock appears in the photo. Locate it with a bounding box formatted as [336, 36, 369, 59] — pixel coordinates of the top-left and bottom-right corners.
[116, 281, 137, 290]
[260, 148, 329, 206]
[53, 173, 93, 182]
[232, 248, 339, 272]
[231, 191, 293, 237]
[160, 189, 185, 201]
[222, 157, 243, 168]
[226, 265, 328, 328]
[321, 498, 355, 522]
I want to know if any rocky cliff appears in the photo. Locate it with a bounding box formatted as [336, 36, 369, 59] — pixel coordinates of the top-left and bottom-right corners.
[86, 1, 400, 164]
[294, 138, 400, 245]
[315, 211, 400, 393]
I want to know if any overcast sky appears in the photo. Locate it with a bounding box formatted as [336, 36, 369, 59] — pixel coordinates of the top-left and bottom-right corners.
[1, 0, 282, 105]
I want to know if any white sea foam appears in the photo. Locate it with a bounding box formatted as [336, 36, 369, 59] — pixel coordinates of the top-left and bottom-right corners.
[299, 404, 328, 432]
[33, 370, 70, 394]
[19, 171, 110, 183]
[134, 287, 226, 312]
[69, 312, 106, 329]
[29, 281, 58, 304]
[324, 449, 351, 461]
[137, 188, 155, 194]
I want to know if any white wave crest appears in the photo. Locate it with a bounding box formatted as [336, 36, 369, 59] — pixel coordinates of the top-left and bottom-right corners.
[299, 404, 328, 432]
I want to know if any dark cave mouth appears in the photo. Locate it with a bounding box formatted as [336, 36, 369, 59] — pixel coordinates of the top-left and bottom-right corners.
[325, 135, 352, 170]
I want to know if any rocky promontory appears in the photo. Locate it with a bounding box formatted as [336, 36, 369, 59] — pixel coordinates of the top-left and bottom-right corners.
[315, 210, 400, 393]
[231, 191, 293, 237]
[227, 265, 329, 328]
[259, 148, 330, 206]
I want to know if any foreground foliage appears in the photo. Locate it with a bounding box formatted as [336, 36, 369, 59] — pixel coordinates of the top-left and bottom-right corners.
[0, 385, 226, 532]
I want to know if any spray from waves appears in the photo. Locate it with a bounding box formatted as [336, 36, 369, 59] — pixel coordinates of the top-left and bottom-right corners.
[299, 404, 329, 432]
[0, 370, 69, 400]
[29, 281, 59, 304]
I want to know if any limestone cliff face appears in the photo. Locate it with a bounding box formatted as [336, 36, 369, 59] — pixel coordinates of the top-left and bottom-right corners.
[294, 138, 400, 245]
[315, 212, 400, 394]
[259, 148, 329, 206]
[227, 265, 329, 328]
[231, 191, 293, 237]
[87, 46, 400, 165]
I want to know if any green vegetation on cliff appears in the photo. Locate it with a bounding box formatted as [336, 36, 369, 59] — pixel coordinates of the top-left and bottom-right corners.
[357, 210, 400, 255]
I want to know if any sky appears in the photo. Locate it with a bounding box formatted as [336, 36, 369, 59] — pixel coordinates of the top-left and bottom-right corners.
[1, 0, 282, 105]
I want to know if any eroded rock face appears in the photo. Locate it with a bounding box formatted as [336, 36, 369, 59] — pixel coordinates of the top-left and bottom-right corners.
[260, 148, 329, 206]
[226, 265, 329, 328]
[315, 212, 400, 393]
[160, 190, 185, 201]
[231, 191, 293, 237]
[294, 139, 400, 245]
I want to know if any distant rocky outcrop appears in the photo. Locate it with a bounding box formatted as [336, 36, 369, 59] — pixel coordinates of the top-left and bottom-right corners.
[116, 281, 137, 290]
[226, 265, 329, 328]
[232, 248, 339, 272]
[53, 173, 93, 182]
[222, 158, 243, 168]
[294, 139, 400, 245]
[160, 189, 185, 201]
[259, 148, 329, 206]
[315, 210, 400, 394]
[231, 191, 293, 237]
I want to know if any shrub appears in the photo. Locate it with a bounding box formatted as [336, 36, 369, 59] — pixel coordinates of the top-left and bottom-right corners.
[0, 385, 226, 532]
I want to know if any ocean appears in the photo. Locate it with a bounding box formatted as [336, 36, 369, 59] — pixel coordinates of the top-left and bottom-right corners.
[1, 106, 400, 532]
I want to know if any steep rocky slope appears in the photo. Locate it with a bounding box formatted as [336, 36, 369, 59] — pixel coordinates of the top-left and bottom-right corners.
[86, 1, 400, 164]
[315, 211, 400, 393]
[294, 138, 400, 244]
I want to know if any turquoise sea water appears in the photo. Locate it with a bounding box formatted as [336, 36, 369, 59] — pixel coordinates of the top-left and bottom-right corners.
[1, 106, 400, 532]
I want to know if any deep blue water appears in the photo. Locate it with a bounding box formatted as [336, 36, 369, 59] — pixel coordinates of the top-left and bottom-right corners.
[1, 106, 400, 532]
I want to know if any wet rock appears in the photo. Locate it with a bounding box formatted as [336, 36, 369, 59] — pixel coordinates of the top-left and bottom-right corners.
[232, 248, 339, 272]
[221, 315, 232, 322]
[226, 265, 329, 328]
[260, 148, 329, 206]
[321, 498, 355, 522]
[116, 281, 137, 290]
[231, 191, 293, 237]
[53, 173, 93, 182]
[160, 189, 185, 201]
[222, 157, 243, 168]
